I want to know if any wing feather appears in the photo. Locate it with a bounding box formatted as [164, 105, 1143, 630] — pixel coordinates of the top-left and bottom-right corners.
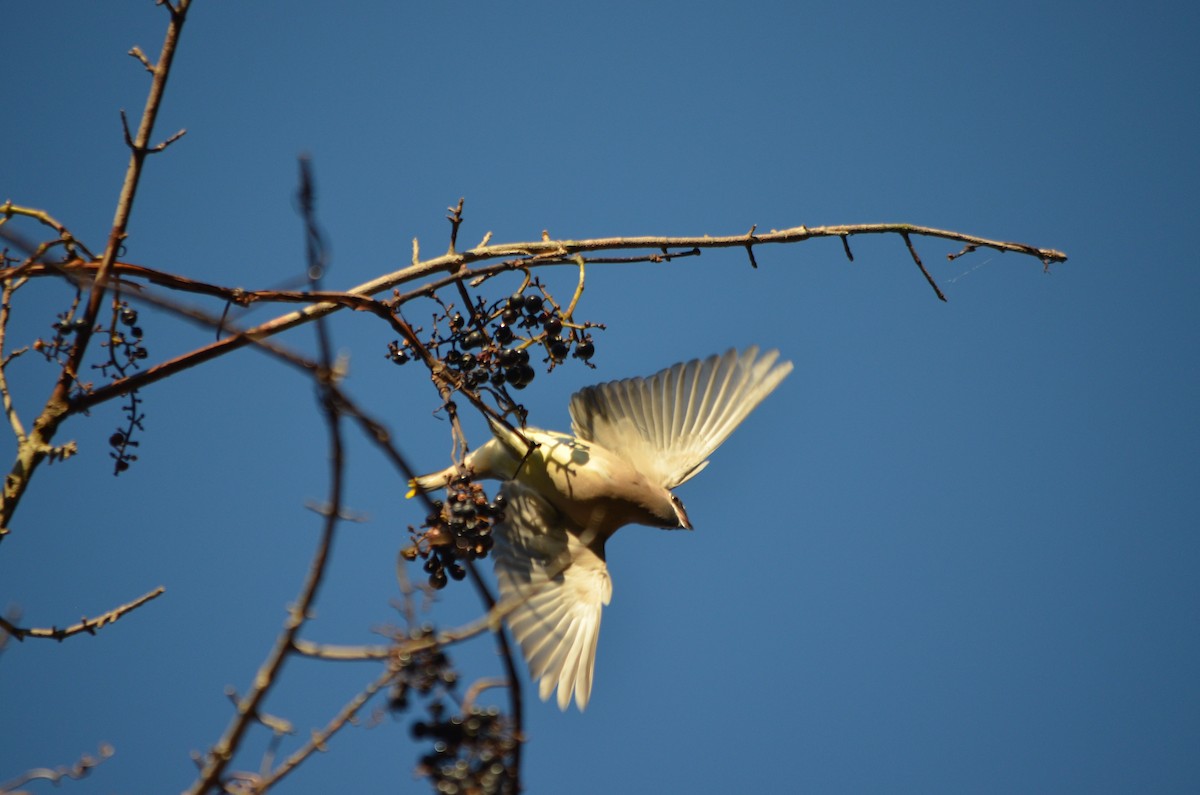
[569, 347, 793, 488]
[493, 482, 612, 711]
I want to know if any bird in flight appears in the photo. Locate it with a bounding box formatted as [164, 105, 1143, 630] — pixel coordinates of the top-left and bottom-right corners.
[410, 347, 792, 710]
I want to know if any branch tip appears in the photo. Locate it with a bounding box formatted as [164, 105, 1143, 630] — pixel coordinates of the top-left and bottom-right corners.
[901, 231, 947, 302]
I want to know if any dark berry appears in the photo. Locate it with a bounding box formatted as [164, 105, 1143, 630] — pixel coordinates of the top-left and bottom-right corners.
[574, 340, 595, 360]
[429, 569, 448, 589]
[109, 432, 125, 447]
[462, 330, 485, 349]
[450, 312, 465, 331]
[523, 294, 543, 313]
[501, 307, 519, 325]
[549, 340, 568, 361]
[489, 370, 505, 387]
[507, 294, 523, 310]
[544, 315, 563, 337]
[495, 324, 514, 344]
[506, 363, 536, 389]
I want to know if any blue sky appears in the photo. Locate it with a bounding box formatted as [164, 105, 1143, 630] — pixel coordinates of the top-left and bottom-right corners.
[2, 2, 1198, 793]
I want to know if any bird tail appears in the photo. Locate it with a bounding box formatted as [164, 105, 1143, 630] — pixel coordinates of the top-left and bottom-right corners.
[406, 435, 523, 498]
[406, 466, 458, 499]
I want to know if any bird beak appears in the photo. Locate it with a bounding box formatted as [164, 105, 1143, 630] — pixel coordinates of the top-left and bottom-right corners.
[675, 501, 693, 530]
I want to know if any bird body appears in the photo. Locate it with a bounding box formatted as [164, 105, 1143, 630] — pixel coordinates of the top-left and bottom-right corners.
[410, 347, 792, 710]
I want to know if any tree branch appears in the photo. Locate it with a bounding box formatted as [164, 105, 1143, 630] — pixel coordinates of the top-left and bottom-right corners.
[59, 221, 1065, 419]
[0, 586, 165, 643]
[0, 0, 192, 542]
[0, 744, 114, 795]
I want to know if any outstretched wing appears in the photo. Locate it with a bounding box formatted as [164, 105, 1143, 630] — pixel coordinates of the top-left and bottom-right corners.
[492, 481, 612, 711]
[568, 347, 793, 489]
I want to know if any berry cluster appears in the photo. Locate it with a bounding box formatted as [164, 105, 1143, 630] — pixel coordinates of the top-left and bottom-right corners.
[108, 429, 139, 473]
[388, 625, 457, 714]
[93, 301, 150, 376]
[403, 479, 505, 591]
[99, 302, 149, 476]
[34, 300, 150, 475]
[386, 283, 602, 402]
[412, 700, 517, 795]
[35, 300, 150, 379]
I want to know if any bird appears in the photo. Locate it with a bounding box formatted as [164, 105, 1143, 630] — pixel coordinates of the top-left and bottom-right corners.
[409, 346, 792, 710]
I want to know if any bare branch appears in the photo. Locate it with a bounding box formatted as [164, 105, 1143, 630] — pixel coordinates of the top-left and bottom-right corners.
[59, 221, 1064, 421]
[0, 0, 193, 541]
[446, 197, 465, 254]
[0, 744, 114, 795]
[128, 45, 154, 73]
[185, 154, 344, 795]
[0, 202, 96, 261]
[248, 667, 394, 793]
[0, 278, 27, 443]
[0, 586, 165, 643]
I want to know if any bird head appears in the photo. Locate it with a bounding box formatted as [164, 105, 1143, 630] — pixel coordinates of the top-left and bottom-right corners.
[638, 490, 691, 530]
[669, 492, 693, 530]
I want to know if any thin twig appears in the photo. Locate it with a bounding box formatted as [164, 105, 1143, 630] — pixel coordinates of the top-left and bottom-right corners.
[0, 586, 164, 642]
[900, 231, 946, 302]
[840, 234, 854, 262]
[250, 666, 395, 793]
[446, 197, 465, 254]
[0, 278, 27, 442]
[0, 744, 115, 794]
[184, 365, 344, 795]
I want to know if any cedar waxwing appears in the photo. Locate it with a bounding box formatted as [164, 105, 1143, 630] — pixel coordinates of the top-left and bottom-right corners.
[410, 347, 793, 709]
